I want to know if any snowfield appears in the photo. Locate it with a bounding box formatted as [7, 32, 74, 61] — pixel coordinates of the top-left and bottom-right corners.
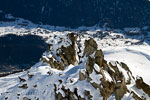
[104, 46, 150, 84]
[0, 18, 150, 100]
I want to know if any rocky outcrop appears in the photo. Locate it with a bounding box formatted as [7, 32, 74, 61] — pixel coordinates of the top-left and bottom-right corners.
[83, 38, 97, 57]
[41, 33, 79, 70]
[58, 33, 78, 66]
[52, 35, 150, 100]
[6, 33, 150, 100]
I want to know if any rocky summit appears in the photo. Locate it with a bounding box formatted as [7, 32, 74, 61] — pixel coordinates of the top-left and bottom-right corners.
[0, 33, 150, 100]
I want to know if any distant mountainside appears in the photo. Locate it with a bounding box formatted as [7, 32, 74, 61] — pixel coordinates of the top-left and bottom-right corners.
[0, 0, 150, 28]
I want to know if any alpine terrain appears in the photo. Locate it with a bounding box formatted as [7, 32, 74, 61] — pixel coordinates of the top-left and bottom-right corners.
[0, 0, 150, 100]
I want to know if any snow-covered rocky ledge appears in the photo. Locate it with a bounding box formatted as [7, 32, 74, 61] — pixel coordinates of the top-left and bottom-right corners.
[0, 33, 150, 100]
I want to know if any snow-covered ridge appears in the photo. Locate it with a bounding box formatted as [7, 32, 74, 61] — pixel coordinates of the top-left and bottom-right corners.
[0, 18, 150, 99]
[0, 31, 150, 100]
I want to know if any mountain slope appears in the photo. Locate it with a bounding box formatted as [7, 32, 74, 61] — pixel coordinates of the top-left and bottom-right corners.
[0, 32, 150, 100]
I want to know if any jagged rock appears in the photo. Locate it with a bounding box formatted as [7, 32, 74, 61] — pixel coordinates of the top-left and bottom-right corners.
[108, 62, 128, 100]
[86, 56, 95, 75]
[41, 33, 78, 70]
[94, 50, 104, 67]
[58, 33, 78, 66]
[83, 38, 98, 57]
[18, 84, 28, 89]
[136, 77, 150, 96]
[18, 77, 26, 82]
[99, 79, 114, 100]
[59, 45, 76, 66]
[7, 33, 149, 100]
[52, 35, 150, 100]
[114, 74, 127, 100]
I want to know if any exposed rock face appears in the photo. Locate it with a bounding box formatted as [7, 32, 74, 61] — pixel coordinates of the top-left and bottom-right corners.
[41, 33, 78, 70]
[86, 56, 95, 75]
[58, 33, 77, 66]
[41, 34, 150, 100]
[94, 50, 104, 67]
[83, 38, 98, 57]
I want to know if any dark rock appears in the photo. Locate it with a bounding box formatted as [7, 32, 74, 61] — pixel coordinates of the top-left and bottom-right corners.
[136, 77, 150, 96]
[18, 84, 28, 89]
[18, 77, 26, 82]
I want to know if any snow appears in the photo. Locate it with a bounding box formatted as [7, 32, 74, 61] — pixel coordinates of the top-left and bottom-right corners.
[103, 70, 112, 82]
[0, 17, 150, 99]
[103, 46, 150, 84]
[89, 70, 102, 84]
[94, 64, 100, 72]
